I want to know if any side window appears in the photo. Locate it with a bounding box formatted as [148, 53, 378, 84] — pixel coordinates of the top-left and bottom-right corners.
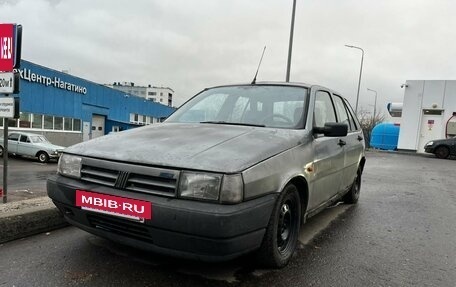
[332, 95, 352, 131]
[8, 133, 20, 141]
[314, 91, 336, 127]
[344, 99, 359, 131]
[19, 135, 28, 143]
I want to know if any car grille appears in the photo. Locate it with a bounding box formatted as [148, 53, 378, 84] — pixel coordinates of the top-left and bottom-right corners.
[80, 157, 179, 197]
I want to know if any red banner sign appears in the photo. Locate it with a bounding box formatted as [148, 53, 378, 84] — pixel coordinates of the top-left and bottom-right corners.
[76, 190, 152, 220]
[0, 24, 15, 72]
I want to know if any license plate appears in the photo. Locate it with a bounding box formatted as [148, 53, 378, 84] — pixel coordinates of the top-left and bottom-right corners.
[75, 190, 152, 222]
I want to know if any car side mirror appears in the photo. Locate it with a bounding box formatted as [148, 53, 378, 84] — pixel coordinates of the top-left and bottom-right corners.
[313, 122, 348, 137]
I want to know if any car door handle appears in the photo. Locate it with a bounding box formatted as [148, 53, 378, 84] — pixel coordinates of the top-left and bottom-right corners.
[338, 139, 346, 146]
[357, 135, 363, 141]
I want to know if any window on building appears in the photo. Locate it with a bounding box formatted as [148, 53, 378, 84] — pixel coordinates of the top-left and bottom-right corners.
[64, 118, 72, 131]
[73, 119, 81, 131]
[8, 119, 18, 128]
[54, 117, 63, 130]
[160, 98, 163, 102]
[134, 114, 139, 122]
[19, 112, 31, 128]
[160, 92, 163, 96]
[148, 92, 156, 96]
[32, 114, 43, 129]
[44, 115, 53, 129]
[0, 118, 3, 127]
[142, 115, 146, 123]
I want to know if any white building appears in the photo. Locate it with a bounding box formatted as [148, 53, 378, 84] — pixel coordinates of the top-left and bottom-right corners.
[397, 80, 456, 153]
[106, 82, 174, 107]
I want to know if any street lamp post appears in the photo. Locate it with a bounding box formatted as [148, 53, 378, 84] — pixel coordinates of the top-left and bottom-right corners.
[286, 0, 297, 82]
[367, 88, 377, 119]
[345, 45, 364, 113]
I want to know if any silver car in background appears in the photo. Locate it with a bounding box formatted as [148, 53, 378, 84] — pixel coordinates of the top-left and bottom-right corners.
[0, 132, 65, 163]
[48, 82, 365, 268]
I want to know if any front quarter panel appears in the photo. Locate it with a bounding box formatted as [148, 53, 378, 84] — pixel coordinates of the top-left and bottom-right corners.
[242, 133, 314, 202]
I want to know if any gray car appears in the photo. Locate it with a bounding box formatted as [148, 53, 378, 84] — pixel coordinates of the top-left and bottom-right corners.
[48, 82, 365, 268]
[0, 132, 65, 163]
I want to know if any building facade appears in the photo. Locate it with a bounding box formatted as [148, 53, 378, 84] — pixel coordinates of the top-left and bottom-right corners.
[0, 60, 175, 147]
[397, 80, 456, 153]
[106, 82, 174, 107]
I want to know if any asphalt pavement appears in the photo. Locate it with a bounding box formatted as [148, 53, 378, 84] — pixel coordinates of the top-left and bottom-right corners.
[0, 156, 57, 202]
[0, 151, 455, 286]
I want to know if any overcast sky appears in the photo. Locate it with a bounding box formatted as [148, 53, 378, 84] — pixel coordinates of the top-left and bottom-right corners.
[1, 0, 456, 112]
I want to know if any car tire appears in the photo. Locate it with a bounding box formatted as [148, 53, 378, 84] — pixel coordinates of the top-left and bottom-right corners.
[434, 146, 450, 159]
[343, 168, 361, 204]
[37, 152, 49, 163]
[256, 183, 301, 268]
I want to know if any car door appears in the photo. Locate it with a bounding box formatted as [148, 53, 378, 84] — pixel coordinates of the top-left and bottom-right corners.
[309, 89, 346, 209]
[332, 95, 364, 192]
[7, 133, 20, 154]
[17, 135, 36, 157]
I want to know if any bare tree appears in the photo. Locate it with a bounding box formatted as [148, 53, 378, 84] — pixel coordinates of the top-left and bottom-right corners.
[357, 108, 386, 148]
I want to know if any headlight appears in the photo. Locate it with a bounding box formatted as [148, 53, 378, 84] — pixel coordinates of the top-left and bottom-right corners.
[179, 172, 222, 201]
[58, 154, 82, 179]
[425, 141, 434, 146]
[178, 172, 244, 203]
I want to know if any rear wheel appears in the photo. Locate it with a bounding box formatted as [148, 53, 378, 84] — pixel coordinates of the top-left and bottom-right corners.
[37, 152, 49, 163]
[343, 168, 361, 204]
[434, 146, 450, 159]
[256, 183, 301, 268]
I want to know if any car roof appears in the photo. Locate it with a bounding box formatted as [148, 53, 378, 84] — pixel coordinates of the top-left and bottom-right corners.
[206, 81, 343, 96]
[8, 131, 45, 137]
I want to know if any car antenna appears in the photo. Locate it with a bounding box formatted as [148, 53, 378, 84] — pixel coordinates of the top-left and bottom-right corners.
[251, 46, 266, 84]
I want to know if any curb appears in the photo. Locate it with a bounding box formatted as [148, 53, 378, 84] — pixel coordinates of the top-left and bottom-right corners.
[0, 197, 68, 244]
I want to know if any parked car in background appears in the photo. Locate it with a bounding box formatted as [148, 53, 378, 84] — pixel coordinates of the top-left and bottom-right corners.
[48, 82, 366, 268]
[424, 137, 456, 159]
[0, 132, 65, 163]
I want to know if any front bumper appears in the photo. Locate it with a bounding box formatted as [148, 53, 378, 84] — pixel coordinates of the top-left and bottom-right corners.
[424, 146, 435, 153]
[47, 175, 277, 261]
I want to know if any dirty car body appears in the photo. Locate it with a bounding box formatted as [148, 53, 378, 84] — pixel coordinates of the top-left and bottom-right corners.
[47, 82, 366, 267]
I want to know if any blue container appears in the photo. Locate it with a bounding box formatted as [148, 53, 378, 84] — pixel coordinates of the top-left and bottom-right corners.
[370, 123, 400, 150]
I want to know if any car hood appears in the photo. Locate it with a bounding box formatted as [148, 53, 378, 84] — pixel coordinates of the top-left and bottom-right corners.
[428, 138, 455, 145]
[65, 123, 305, 173]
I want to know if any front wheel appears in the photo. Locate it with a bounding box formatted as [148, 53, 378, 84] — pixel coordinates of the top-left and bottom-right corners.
[37, 152, 49, 163]
[434, 146, 450, 159]
[256, 184, 301, 268]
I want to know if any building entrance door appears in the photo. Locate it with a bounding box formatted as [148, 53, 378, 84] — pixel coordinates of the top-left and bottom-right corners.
[417, 110, 444, 153]
[91, 115, 106, 139]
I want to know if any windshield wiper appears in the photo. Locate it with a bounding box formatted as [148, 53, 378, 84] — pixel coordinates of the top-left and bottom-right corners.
[200, 121, 265, 127]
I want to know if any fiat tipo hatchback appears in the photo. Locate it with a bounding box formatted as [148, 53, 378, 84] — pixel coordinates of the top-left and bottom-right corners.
[48, 82, 365, 268]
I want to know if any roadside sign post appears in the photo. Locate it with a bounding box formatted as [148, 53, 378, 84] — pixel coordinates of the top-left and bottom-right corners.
[0, 23, 22, 203]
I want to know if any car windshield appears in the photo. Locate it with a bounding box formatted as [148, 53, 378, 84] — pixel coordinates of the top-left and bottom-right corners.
[30, 135, 49, 143]
[166, 85, 308, 129]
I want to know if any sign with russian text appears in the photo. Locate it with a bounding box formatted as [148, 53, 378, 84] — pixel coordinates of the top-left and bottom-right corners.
[0, 72, 14, 93]
[0, 24, 15, 71]
[0, 97, 15, 117]
[76, 190, 152, 221]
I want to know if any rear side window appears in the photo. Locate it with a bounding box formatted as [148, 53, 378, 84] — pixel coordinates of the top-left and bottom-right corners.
[344, 99, 360, 131]
[333, 95, 352, 131]
[314, 91, 336, 127]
